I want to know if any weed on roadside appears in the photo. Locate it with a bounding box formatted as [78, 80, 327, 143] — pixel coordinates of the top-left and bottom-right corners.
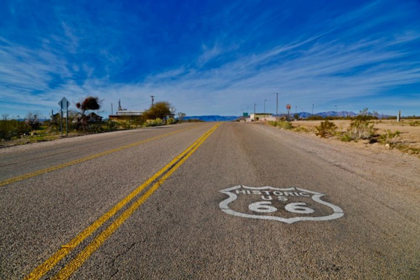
[409, 121, 420, 127]
[268, 121, 293, 130]
[293, 126, 309, 133]
[340, 133, 353, 142]
[393, 144, 420, 155]
[379, 130, 401, 145]
[315, 120, 337, 138]
[278, 121, 293, 130]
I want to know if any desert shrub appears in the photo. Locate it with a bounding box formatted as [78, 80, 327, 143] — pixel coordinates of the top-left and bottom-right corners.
[145, 118, 164, 127]
[87, 122, 104, 133]
[277, 121, 293, 130]
[103, 120, 119, 131]
[293, 126, 309, 133]
[166, 117, 176, 125]
[0, 119, 31, 140]
[409, 121, 420, 127]
[340, 133, 353, 142]
[307, 115, 325, 120]
[379, 130, 400, 145]
[25, 112, 42, 130]
[268, 121, 278, 127]
[315, 120, 337, 138]
[347, 118, 375, 140]
[393, 144, 420, 155]
[130, 117, 144, 128]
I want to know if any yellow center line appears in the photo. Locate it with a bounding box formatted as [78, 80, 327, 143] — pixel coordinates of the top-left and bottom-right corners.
[1, 126, 195, 188]
[51, 123, 219, 280]
[25, 123, 219, 280]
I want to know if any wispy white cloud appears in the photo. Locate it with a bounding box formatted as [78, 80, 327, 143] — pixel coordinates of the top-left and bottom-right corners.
[0, 0, 419, 117]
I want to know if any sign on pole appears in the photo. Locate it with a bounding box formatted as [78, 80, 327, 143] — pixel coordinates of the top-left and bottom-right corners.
[286, 104, 291, 120]
[59, 97, 69, 111]
[58, 97, 70, 136]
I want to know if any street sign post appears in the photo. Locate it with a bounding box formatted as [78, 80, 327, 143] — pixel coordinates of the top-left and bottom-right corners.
[58, 97, 70, 137]
[286, 104, 291, 120]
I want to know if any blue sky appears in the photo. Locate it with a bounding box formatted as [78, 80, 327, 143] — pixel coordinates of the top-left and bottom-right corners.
[0, 0, 419, 118]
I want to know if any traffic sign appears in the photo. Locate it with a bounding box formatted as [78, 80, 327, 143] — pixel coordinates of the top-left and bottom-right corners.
[58, 97, 69, 111]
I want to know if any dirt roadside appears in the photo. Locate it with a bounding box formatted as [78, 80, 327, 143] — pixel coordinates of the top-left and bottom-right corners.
[285, 119, 420, 157]
[256, 122, 420, 199]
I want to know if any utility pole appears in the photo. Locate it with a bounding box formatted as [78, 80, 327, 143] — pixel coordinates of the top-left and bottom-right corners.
[254, 103, 256, 121]
[111, 103, 113, 114]
[312, 104, 314, 115]
[264, 99, 267, 115]
[151, 95, 155, 107]
[276, 93, 278, 116]
[66, 108, 69, 137]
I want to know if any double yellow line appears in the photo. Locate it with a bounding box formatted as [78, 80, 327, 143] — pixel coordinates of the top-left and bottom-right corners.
[25, 123, 220, 280]
[0, 126, 194, 188]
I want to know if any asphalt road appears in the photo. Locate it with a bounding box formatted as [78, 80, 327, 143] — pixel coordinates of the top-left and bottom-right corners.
[0, 122, 419, 279]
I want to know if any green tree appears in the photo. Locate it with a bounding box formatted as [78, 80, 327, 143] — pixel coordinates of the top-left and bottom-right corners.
[144, 101, 172, 120]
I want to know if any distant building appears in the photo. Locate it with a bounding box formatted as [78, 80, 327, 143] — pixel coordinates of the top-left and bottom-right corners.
[87, 112, 103, 122]
[249, 113, 276, 121]
[109, 100, 143, 121]
[109, 110, 143, 121]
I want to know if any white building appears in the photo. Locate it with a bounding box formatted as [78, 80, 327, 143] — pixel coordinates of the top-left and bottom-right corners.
[249, 113, 276, 122]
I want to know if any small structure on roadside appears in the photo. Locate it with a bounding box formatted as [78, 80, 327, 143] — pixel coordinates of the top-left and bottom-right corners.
[87, 112, 103, 123]
[109, 110, 144, 121]
[109, 100, 143, 121]
[249, 113, 276, 122]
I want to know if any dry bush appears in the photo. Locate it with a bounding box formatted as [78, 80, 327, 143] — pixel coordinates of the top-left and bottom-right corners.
[346, 118, 375, 140]
[315, 120, 337, 138]
[293, 126, 309, 133]
[379, 130, 400, 145]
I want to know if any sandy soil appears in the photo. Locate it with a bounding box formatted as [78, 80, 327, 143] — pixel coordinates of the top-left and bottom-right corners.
[291, 119, 420, 155]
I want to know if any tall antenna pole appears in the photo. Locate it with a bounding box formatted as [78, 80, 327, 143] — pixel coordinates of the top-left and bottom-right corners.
[254, 103, 256, 121]
[151, 95, 155, 107]
[312, 104, 314, 115]
[111, 103, 113, 114]
[264, 99, 267, 115]
[276, 93, 278, 116]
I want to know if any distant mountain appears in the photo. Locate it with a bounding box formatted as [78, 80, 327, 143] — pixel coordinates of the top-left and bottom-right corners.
[294, 111, 391, 118]
[183, 115, 239, 122]
[315, 111, 357, 117]
[181, 111, 391, 122]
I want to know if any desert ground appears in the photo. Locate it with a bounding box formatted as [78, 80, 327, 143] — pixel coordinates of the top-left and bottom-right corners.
[290, 119, 420, 157]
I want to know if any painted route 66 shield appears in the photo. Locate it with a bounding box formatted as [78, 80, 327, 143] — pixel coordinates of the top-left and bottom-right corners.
[219, 185, 344, 224]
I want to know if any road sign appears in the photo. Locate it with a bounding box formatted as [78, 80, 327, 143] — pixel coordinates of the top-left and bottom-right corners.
[58, 97, 69, 137]
[286, 104, 291, 110]
[58, 97, 69, 111]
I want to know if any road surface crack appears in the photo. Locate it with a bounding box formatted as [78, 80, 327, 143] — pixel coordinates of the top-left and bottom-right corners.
[109, 242, 136, 279]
